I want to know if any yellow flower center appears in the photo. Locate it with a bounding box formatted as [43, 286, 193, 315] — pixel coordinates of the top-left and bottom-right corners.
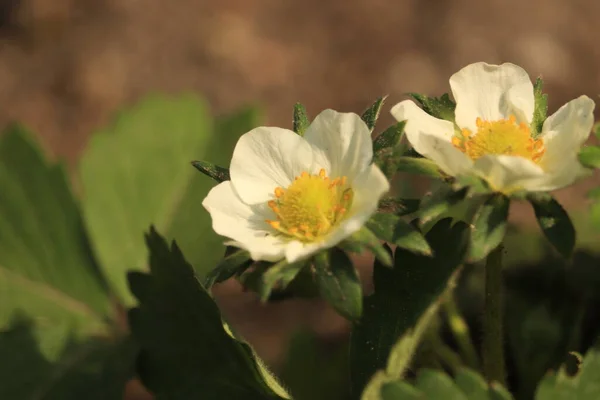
[452, 115, 545, 162]
[266, 169, 353, 242]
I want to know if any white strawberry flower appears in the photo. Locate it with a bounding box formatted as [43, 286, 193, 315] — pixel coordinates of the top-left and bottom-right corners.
[202, 109, 390, 263]
[391, 62, 595, 194]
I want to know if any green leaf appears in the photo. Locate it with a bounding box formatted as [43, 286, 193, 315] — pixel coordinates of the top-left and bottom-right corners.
[0, 125, 110, 333]
[377, 197, 420, 216]
[128, 227, 289, 399]
[373, 122, 407, 179]
[527, 193, 576, 258]
[353, 218, 470, 398]
[80, 95, 260, 303]
[204, 248, 252, 289]
[0, 317, 137, 400]
[191, 160, 230, 182]
[362, 96, 388, 132]
[379, 368, 514, 400]
[314, 248, 363, 321]
[366, 213, 432, 255]
[531, 78, 548, 138]
[468, 194, 510, 262]
[259, 259, 307, 302]
[396, 157, 444, 179]
[408, 93, 456, 122]
[578, 146, 600, 169]
[418, 185, 468, 226]
[343, 227, 393, 267]
[293, 103, 310, 136]
[535, 346, 600, 399]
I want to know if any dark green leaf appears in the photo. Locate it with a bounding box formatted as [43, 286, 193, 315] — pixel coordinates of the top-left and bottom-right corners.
[578, 146, 600, 169]
[468, 194, 510, 262]
[0, 125, 110, 333]
[528, 193, 575, 258]
[344, 227, 393, 267]
[367, 213, 431, 255]
[314, 248, 363, 321]
[204, 248, 252, 289]
[191, 160, 230, 182]
[128, 227, 289, 399]
[530, 78, 548, 138]
[353, 219, 470, 397]
[396, 157, 444, 179]
[535, 345, 600, 399]
[293, 103, 310, 136]
[408, 93, 456, 122]
[362, 96, 388, 132]
[377, 197, 420, 216]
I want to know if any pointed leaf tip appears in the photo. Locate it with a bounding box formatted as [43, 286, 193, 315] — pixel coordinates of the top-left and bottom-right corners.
[361, 96, 388, 131]
[191, 160, 230, 182]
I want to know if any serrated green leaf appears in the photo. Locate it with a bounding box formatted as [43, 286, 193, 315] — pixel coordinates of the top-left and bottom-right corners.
[80, 96, 260, 304]
[377, 197, 420, 216]
[531, 78, 548, 138]
[191, 160, 230, 182]
[293, 103, 310, 135]
[468, 194, 510, 262]
[535, 346, 600, 400]
[204, 248, 252, 289]
[409, 93, 456, 122]
[0, 317, 136, 400]
[367, 213, 431, 255]
[344, 227, 393, 267]
[314, 248, 362, 321]
[362, 96, 388, 132]
[354, 219, 470, 398]
[0, 125, 110, 333]
[578, 146, 600, 169]
[128, 227, 289, 399]
[396, 157, 444, 179]
[528, 193, 575, 258]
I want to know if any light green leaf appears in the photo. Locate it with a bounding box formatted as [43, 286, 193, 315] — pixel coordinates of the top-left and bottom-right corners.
[353, 219, 470, 399]
[314, 248, 363, 321]
[128, 227, 289, 399]
[80, 95, 260, 303]
[408, 93, 456, 122]
[527, 193, 575, 258]
[578, 146, 600, 169]
[468, 194, 510, 263]
[535, 346, 600, 399]
[0, 125, 110, 333]
[367, 213, 431, 255]
[362, 96, 388, 132]
[293, 103, 310, 136]
[530, 78, 548, 138]
[396, 157, 444, 179]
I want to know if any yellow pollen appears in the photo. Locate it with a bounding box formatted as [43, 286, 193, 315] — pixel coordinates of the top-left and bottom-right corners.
[265, 169, 353, 242]
[452, 115, 545, 163]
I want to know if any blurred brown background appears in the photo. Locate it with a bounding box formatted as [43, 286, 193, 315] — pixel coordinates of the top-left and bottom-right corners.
[2, 0, 599, 392]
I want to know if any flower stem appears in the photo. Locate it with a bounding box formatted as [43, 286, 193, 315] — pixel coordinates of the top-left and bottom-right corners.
[444, 294, 479, 370]
[483, 245, 506, 385]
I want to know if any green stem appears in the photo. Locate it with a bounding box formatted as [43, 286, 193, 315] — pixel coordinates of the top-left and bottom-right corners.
[483, 245, 506, 385]
[444, 294, 480, 370]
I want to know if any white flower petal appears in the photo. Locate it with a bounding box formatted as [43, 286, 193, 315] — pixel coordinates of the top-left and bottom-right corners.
[418, 134, 473, 177]
[473, 155, 546, 193]
[450, 62, 534, 131]
[230, 126, 315, 205]
[283, 164, 389, 263]
[303, 109, 373, 180]
[202, 181, 285, 261]
[539, 95, 595, 175]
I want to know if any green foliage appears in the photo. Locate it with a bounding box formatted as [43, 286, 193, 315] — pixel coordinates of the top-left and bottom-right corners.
[531, 78, 548, 138]
[380, 369, 514, 400]
[373, 122, 407, 179]
[352, 219, 470, 398]
[191, 160, 230, 182]
[362, 96, 388, 132]
[578, 146, 600, 169]
[408, 93, 456, 122]
[204, 248, 252, 289]
[342, 227, 393, 267]
[314, 248, 363, 321]
[377, 197, 421, 216]
[396, 156, 444, 179]
[527, 193, 576, 258]
[0, 125, 110, 334]
[80, 95, 260, 304]
[366, 213, 432, 256]
[418, 185, 468, 227]
[468, 194, 510, 262]
[536, 346, 600, 399]
[293, 103, 310, 136]
[128, 227, 289, 399]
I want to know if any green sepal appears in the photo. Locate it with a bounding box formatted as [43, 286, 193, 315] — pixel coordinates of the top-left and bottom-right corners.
[293, 103, 310, 136]
[366, 213, 432, 256]
[527, 192, 575, 258]
[373, 122, 406, 179]
[239, 259, 308, 302]
[468, 194, 510, 263]
[396, 157, 444, 179]
[191, 160, 230, 183]
[418, 186, 469, 226]
[530, 77, 548, 138]
[204, 247, 252, 288]
[362, 96, 388, 132]
[342, 227, 393, 267]
[408, 93, 456, 122]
